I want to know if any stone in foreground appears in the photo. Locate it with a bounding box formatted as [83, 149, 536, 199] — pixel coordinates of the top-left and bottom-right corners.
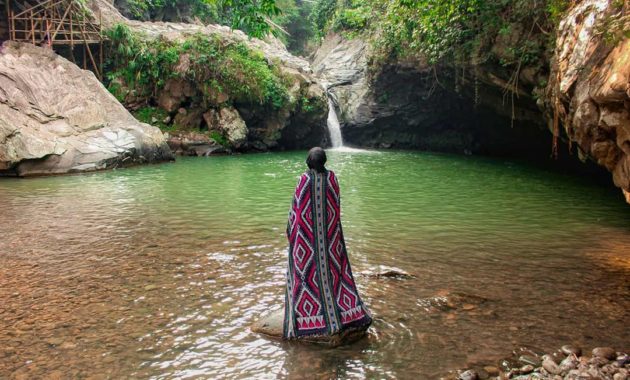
[251, 309, 369, 347]
[0, 42, 173, 176]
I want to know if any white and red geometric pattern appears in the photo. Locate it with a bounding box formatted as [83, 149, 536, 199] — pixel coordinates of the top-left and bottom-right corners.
[284, 170, 372, 339]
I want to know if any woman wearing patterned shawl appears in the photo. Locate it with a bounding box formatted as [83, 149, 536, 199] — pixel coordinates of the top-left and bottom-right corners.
[283, 147, 372, 340]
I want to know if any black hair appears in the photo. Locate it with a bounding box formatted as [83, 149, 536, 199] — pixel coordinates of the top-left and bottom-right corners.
[306, 147, 327, 173]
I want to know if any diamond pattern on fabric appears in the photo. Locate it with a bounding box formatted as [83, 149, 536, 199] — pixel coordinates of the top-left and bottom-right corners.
[283, 170, 371, 339]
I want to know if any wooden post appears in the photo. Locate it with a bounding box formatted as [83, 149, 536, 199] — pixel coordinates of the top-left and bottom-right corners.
[69, 4, 73, 49]
[6, 0, 11, 40]
[10, 10, 15, 40]
[99, 10, 103, 81]
[30, 9, 34, 44]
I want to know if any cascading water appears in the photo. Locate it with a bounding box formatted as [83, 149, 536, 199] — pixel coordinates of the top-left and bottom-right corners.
[327, 97, 344, 148]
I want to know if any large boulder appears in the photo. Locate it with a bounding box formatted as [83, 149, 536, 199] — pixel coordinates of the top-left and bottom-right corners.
[542, 0, 630, 203]
[0, 42, 173, 176]
[251, 309, 369, 347]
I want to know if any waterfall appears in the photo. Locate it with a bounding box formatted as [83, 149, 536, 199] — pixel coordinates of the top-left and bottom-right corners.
[326, 97, 344, 148]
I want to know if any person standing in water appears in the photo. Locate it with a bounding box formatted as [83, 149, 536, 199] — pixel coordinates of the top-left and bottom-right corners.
[284, 147, 372, 340]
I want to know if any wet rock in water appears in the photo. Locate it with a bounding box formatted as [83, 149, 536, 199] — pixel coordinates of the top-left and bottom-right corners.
[616, 354, 630, 367]
[559, 355, 579, 372]
[251, 309, 368, 347]
[359, 265, 414, 279]
[593, 347, 617, 360]
[519, 354, 542, 367]
[542, 352, 564, 365]
[562, 345, 582, 357]
[542, 358, 562, 375]
[519, 364, 535, 374]
[483, 366, 500, 376]
[457, 369, 478, 380]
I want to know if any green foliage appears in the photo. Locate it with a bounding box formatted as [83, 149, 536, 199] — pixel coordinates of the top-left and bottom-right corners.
[306, 0, 571, 68]
[222, 0, 282, 38]
[123, 0, 283, 39]
[104, 24, 290, 109]
[309, 0, 336, 39]
[336, 2, 370, 31]
[271, 0, 314, 55]
[133, 106, 173, 131]
[209, 130, 230, 146]
[124, 0, 220, 22]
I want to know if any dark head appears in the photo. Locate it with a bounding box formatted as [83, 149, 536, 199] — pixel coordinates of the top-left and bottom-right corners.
[306, 147, 327, 173]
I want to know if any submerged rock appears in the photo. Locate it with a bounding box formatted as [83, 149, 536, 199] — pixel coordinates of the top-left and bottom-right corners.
[251, 309, 369, 347]
[0, 42, 173, 176]
[359, 265, 415, 279]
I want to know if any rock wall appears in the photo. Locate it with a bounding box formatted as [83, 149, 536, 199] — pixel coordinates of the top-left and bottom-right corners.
[313, 34, 554, 159]
[542, 0, 630, 202]
[0, 42, 173, 176]
[90, 0, 328, 153]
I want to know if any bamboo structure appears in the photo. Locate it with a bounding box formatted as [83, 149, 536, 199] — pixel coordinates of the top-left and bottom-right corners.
[6, 0, 103, 79]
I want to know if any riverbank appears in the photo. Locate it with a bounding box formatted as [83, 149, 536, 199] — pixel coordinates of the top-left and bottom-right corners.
[449, 345, 629, 380]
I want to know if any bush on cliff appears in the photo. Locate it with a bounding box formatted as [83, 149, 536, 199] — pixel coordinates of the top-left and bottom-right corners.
[104, 23, 290, 110]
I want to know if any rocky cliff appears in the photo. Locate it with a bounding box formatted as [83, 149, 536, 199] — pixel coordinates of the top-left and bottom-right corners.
[0, 42, 173, 176]
[542, 0, 630, 203]
[313, 34, 553, 158]
[90, 0, 327, 153]
[313, 0, 629, 202]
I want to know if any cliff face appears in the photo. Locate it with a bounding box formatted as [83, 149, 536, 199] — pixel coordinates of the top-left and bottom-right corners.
[542, 0, 630, 202]
[313, 0, 629, 202]
[313, 34, 553, 158]
[90, 0, 328, 153]
[0, 42, 173, 176]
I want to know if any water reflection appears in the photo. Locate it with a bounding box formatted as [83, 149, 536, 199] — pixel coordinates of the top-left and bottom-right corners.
[0, 151, 629, 379]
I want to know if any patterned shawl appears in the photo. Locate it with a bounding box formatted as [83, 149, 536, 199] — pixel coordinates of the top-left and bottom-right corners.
[284, 169, 372, 339]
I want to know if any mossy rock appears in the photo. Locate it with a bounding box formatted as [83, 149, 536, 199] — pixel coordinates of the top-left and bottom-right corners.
[251, 309, 369, 347]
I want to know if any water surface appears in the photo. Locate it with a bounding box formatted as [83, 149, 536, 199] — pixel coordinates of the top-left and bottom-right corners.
[1, 151, 629, 379]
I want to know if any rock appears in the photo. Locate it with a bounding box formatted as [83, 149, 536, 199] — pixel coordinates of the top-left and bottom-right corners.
[173, 107, 204, 130]
[519, 365, 534, 374]
[542, 1, 630, 203]
[559, 356, 579, 372]
[457, 370, 478, 380]
[251, 309, 368, 347]
[144, 285, 158, 291]
[542, 358, 562, 375]
[593, 347, 617, 360]
[617, 354, 630, 366]
[561, 345, 582, 357]
[0, 42, 173, 176]
[483, 366, 500, 376]
[359, 265, 414, 279]
[543, 352, 564, 365]
[217, 107, 248, 149]
[45, 337, 64, 346]
[519, 355, 542, 367]
[589, 356, 611, 367]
